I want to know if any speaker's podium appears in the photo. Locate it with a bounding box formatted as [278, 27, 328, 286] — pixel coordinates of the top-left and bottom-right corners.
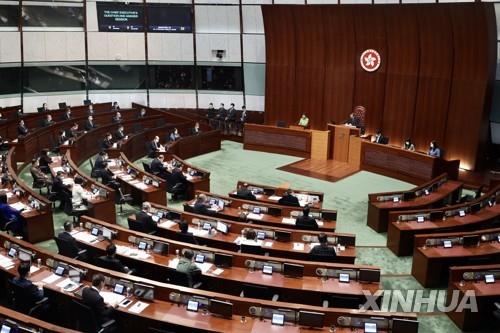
[327, 124, 361, 167]
[243, 123, 330, 160]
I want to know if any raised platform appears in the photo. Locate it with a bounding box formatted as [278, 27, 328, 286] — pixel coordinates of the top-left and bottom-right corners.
[278, 159, 359, 183]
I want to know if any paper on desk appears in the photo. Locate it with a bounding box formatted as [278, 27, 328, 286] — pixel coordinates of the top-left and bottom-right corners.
[128, 301, 149, 314]
[247, 213, 263, 220]
[42, 274, 63, 284]
[62, 178, 74, 185]
[30, 266, 40, 274]
[317, 221, 324, 226]
[189, 228, 209, 237]
[0, 256, 14, 269]
[9, 202, 27, 211]
[73, 232, 98, 243]
[293, 243, 305, 251]
[212, 268, 224, 276]
[308, 242, 320, 248]
[134, 182, 149, 190]
[100, 291, 125, 306]
[282, 217, 296, 225]
[255, 194, 263, 199]
[268, 195, 282, 201]
[263, 241, 273, 247]
[56, 278, 80, 292]
[168, 258, 179, 268]
[158, 220, 176, 229]
[119, 246, 151, 260]
[195, 262, 213, 273]
[52, 166, 64, 173]
[233, 236, 242, 245]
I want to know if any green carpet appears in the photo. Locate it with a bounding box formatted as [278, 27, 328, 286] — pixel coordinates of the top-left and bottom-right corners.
[18, 140, 481, 332]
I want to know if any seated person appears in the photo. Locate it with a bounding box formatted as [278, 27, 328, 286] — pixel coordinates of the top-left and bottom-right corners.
[278, 191, 300, 207]
[147, 136, 162, 158]
[169, 167, 187, 200]
[67, 123, 81, 138]
[30, 159, 52, 187]
[150, 155, 169, 179]
[309, 233, 336, 259]
[98, 243, 131, 274]
[428, 140, 441, 158]
[100, 162, 120, 191]
[87, 104, 94, 115]
[192, 194, 215, 216]
[41, 102, 49, 112]
[93, 151, 108, 176]
[57, 130, 69, 146]
[298, 114, 309, 127]
[17, 120, 28, 137]
[176, 220, 198, 245]
[135, 202, 157, 234]
[372, 130, 388, 144]
[82, 274, 115, 326]
[85, 115, 97, 131]
[57, 221, 88, 260]
[38, 149, 52, 174]
[114, 125, 126, 141]
[101, 133, 114, 150]
[112, 101, 120, 110]
[10, 262, 44, 306]
[345, 112, 361, 128]
[51, 171, 67, 209]
[169, 128, 181, 142]
[402, 138, 415, 152]
[295, 205, 318, 230]
[235, 183, 256, 201]
[189, 122, 201, 136]
[240, 228, 260, 246]
[0, 193, 25, 235]
[176, 249, 201, 286]
[42, 114, 55, 127]
[112, 112, 122, 124]
[70, 176, 91, 209]
[62, 108, 71, 121]
[137, 108, 146, 119]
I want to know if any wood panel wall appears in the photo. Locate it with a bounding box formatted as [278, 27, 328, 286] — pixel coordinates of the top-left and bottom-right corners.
[262, 3, 496, 170]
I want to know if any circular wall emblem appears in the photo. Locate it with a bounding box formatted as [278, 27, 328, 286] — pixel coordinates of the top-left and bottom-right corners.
[360, 49, 381, 72]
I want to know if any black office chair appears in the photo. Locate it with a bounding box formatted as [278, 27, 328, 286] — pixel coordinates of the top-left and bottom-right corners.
[176, 232, 198, 245]
[167, 270, 202, 289]
[276, 120, 287, 128]
[94, 256, 134, 275]
[142, 162, 152, 173]
[493, 302, 500, 322]
[309, 253, 337, 263]
[7, 279, 49, 318]
[70, 299, 116, 333]
[61, 191, 88, 224]
[54, 236, 88, 260]
[240, 244, 265, 256]
[30, 171, 49, 195]
[127, 218, 156, 235]
[240, 284, 279, 301]
[117, 188, 133, 214]
[89, 159, 101, 179]
[325, 295, 362, 309]
[169, 182, 187, 201]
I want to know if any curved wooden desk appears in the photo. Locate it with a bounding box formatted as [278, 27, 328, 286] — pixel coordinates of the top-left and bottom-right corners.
[0, 305, 79, 333]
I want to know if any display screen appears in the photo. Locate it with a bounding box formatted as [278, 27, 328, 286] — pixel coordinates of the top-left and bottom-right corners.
[96, 2, 144, 32]
[0, 5, 19, 27]
[147, 4, 192, 33]
[22, 5, 83, 27]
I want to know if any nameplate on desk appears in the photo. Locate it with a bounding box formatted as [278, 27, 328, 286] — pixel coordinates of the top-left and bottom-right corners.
[212, 268, 224, 276]
[282, 217, 296, 225]
[158, 220, 176, 229]
[129, 301, 149, 314]
[263, 241, 273, 247]
[42, 274, 63, 284]
[293, 243, 305, 251]
[72, 232, 98, 243]
[247, 213, 263, 220]
[195, 262, 213, 273]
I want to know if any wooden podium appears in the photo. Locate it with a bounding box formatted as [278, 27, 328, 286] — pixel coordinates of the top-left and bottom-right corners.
[328, 124, 360, 163]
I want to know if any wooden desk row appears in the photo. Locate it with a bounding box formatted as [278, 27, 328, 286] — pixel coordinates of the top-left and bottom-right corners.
[446, 264, 500, 331]
[0, 232, 416, 332]
[229, 180, 324, 210]
[131, 202, 355, 264]
[411, 227, 500, 287]
[186, 190, 337, 233]
[388, 186, 500, 256]
[79, 216, 372, 307]
[367, 173, 462, 232]
[0, 305, 79, 333]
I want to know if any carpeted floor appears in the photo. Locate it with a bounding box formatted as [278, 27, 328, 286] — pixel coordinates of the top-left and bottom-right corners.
[20, 140, 490, 333]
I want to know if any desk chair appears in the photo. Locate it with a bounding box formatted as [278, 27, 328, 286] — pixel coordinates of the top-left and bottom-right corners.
[70, 300, 116, 333]
[30, 171, 49, 195]
[127, 218, 156, 235]
[240, 244, 266, 256]
[54, 236, 88, 260]
[117, 188, 133, 214]
[95, 256, 135, 275]
[7, 280, 49, 318]
[89, 159, 101, 179]
[142, 162, 152, 173]
[168, 270, 202, 289]
[61, 191, 88, 224]
[309, 253, 337, 263]
[493, 302, 500, 322]
[176, 232, 198, 245]
[240, 284, 279, 301]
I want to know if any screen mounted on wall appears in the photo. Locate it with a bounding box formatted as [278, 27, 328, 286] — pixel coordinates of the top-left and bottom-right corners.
[96, 2, 144, 32]
[147, 4, 192, 33]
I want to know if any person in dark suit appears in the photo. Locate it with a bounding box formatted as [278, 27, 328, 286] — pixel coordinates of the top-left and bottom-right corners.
[62, 108, 71, 121]
[81, 274, 115, 326]
[112, 102, 120, 110]
[114, 125, 126, 141]
[94, 151, 108, 174]
[137, 108, 146, 119]
[101, 133, 114, 150]
[17, 120, 28, 137]
[57, 221, 88, 260]
[225, 103, 238, 134]
[428, 140, 441, 158]
[57, 130, 68, 146]
[111, 112, 121, 124]
[295, 205, 318, 230]
[42, 114, 55, 127]
[87, 104, 94, 115]
[235, 183, 256, 201]
[40, 103, 49, 112]
[100, 162, 120, 191]
[236, 105, 247, 136]
[30, 159, 51, 187]
[169, 128, 181, 142]
[309, 233, 336, 259]
[10, 262, 44, 305]
[85, 115, 97, 131]
[150, 155, 169, 179]
[345, 112, 361, 128]
[215, 103, 227, 130]
[278, 191, 300, 207]
[170, 167, 186, 185]
[189, 122, 201, 136]
[67, 123, 81, 138]
[147, 136, 161, 158]
[176, 220, 198, 245]
[169, 167, 187, 200]
[98, 243, 131, 274]
[38, 149, 52, 174]
[135, 202, 157, 234]
[192, 194, 215, 216]
[372, 130, 388, 144]
[51, 171, 68, 209]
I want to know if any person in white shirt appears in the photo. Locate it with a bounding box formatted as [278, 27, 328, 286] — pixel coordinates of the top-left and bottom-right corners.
[71, 176, 91, 208]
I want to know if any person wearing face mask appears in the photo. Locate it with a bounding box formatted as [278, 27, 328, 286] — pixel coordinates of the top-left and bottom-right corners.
[402, 138, 415, 152]
[427, 140, 441, 158]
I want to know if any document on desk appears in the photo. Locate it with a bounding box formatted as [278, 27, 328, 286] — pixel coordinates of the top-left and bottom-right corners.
[100, 291, 126, 306]
[190, 228, 209, 237]
[129, 301, 149, 314]
[282, 217, 296, 225]
[168, 258, 179, 269]
[268, 195, 282, 201]
[9, 202, 27, 211]
[62, 178, 74, 185]
[263, 241, 273, 247]
[134, 182, 149, 190]
[42, 274, 63, 284]
[0, 255, 14, 269]
[52, 166, 64, 173]
[247, 213, 263, 220]
[317, 221, 324, 226]
[233, 236, 242, 245]
[195, 262, 213, 273]
[158, 220, 176, 229]
[308, 242, 319, 249]
[293, 243, 305, 251]
[56, 278, 81, 292]
[211, 268, 224, 276]
[73, 232, 98, 243]
[30, 266, 40, 274]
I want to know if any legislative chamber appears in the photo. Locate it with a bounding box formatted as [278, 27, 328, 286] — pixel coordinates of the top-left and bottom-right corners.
[0, 1, 499, 333]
